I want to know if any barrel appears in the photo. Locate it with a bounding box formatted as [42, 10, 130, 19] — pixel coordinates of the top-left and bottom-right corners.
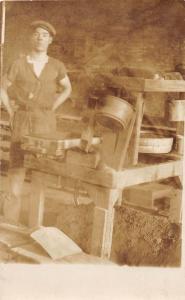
[95, 95, 134, 130]
[168, 100, 185, 121]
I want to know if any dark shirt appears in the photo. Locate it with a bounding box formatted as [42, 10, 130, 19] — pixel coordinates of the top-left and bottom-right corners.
[7, 55, 67, 110]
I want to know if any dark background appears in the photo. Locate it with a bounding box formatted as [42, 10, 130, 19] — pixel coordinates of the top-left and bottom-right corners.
[2, 0, 185, 111]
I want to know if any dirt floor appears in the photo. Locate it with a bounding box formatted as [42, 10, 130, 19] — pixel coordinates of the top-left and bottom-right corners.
[112, 205, 181, 266]
[0, 186, 181, 266]
[54, 202, 181, 267]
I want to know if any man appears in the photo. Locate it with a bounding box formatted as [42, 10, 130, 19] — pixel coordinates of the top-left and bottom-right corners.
[0, 20, 72, 223]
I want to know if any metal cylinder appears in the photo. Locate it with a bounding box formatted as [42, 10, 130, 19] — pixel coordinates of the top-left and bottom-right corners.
[95, 95, 134, 130]
[168, 100, 185, 121]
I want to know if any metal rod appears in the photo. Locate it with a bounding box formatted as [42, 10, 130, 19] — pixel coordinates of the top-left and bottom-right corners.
[0, 0, 6, 89]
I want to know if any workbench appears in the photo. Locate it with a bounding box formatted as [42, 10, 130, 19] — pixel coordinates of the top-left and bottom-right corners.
[24, 77, 185, 259]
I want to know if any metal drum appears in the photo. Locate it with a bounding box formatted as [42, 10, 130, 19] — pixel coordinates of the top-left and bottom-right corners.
[168, 100, 185, 121]
[95, 95, 134, 130]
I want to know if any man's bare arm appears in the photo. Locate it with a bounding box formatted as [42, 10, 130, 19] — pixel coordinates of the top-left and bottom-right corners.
[0, 77, 14, 117]
[52, 75, 72, 112]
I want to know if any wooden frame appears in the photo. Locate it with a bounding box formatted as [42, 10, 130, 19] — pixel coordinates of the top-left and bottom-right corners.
[24, 78, 184, 259]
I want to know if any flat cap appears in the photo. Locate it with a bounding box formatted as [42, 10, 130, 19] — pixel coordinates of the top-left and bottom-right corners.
[30, 20, 56, 36]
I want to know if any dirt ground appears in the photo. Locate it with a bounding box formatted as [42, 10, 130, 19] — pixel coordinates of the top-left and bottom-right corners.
[0, 187, 182, 266]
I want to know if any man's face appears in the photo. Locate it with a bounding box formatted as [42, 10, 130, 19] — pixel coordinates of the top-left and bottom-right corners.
[30, 27, 52, 52]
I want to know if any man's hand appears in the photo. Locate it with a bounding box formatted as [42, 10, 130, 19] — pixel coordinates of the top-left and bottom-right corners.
[0, 78, 14, 127]
[52, 75, 72, 112]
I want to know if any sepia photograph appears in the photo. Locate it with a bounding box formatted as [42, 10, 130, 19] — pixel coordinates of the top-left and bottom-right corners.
[0, 0, 185, 298]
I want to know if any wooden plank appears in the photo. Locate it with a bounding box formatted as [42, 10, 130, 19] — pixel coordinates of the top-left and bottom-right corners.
[88, 186, 119, 258]
[22, 134, 101, 151]
[11, 242, 52, 263]
[90, 207, 107, 257]
[176, 122, 184, 185]
[116, 160, 183, 189]
[123, 182, 173, 210]
[169, 189, 182, 223]
[109, 76, 185, 92]
[82, 183, 120, 209]
[66, 149, 99, 168]
[0, 222, 30, 235]
[11, 242, 114, 264]
[141, 124, 176, 132]
[109, 76, 145, 91]
[28, 171, 46, 228]
[111, 112, 136, 170]
[56, 114, 82, 121]
[24, 156, 182, 190]
[60, 252, 114, 264]
[126, 93, 144, 165]
[0, 227, 31, 248]
[24, 155, 117, 188]
[139, 152, 182, 161]
[144, 79, 185, 92]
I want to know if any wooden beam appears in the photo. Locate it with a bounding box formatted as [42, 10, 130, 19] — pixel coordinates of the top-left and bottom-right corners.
[24, 156, 183, 189]
[144, 79, 185, 92]
[111, 112, 136, 170]
[109, 76, 185, 92]
[11, 242, 52, 263]
[24, 155, 117, 188]
[116, 160, 183, 189]
[126, 93, 144, 166]
[66, 149, 100, 168]
[0, 227, 31, 248]
[28, 171, 46, 228]
[87, 186, 119, 258]
[141, 124, 176, 132]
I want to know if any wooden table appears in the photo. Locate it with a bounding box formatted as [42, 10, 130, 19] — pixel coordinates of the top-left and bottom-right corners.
[24, 78, 185, 259]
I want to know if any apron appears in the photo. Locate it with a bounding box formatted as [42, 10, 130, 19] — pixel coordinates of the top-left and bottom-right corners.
[9, 109, 56, 168]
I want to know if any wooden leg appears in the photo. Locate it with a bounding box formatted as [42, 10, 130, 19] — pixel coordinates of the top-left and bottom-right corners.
[3, 168, 26, 224]
[83, 183, 119, 258]
[111, 113, 136, 171]
[28, 171, 46, 229]
[126, 92, 144, 166]
[169, 189, 182, 224]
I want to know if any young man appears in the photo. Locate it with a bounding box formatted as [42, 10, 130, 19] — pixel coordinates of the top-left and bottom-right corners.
[0, 20, 72, 223]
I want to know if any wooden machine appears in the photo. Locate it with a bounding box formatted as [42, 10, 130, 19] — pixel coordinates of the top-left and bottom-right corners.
[18, 77, 185, 259]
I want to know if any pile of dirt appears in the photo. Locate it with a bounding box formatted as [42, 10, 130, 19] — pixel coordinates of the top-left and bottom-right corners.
[111, 205, 181, 266]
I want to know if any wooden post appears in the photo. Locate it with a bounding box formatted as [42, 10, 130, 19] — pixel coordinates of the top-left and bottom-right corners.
[169, 189, 182, 224]
[176, 122, 184, 183]
[126, 92, 144, 165]
[112, 112, 136, 171]
[83, 183, 120, 258]
[28, 171, 46, 229]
